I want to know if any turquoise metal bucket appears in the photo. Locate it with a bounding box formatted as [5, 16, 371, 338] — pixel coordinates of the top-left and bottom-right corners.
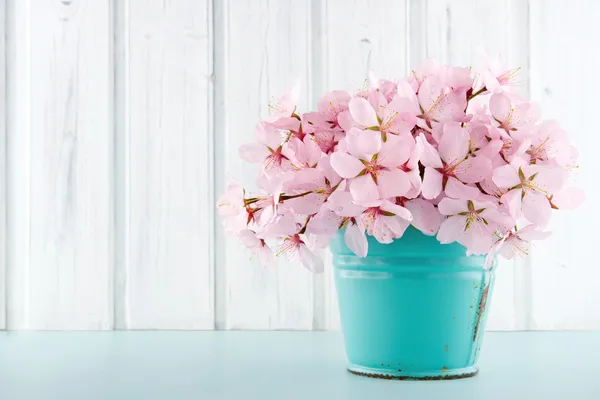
[331, 228, 495, 380]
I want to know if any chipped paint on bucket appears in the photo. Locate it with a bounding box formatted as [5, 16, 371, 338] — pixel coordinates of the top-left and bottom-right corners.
[331, 228, 495, 380]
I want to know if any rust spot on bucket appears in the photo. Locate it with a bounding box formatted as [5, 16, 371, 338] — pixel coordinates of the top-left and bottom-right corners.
[444, 345, 448, 352]
[473, 283, 490, 342]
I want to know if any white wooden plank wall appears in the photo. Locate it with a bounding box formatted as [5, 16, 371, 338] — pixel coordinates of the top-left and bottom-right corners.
[117, 0, 214, 330]
[0, 0, 598, 330]
[6, 0, 113, 330]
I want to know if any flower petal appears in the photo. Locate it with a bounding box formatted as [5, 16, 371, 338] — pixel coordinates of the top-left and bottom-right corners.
[377, 170, 411, 198]
[239, 142, 270, 163]
[345, 222, 368, 257]
[349, 97, 379, 127]
[422, 167, 443, 199]
[380, 200, 413, 221]
[445, 177, 482, 200]
[438, 197, 469, 215]
[492, 164, 521, 188]
[350, 175, 380, 203]
[439, 123, 469, 164]
[298, 244, 324, 273]
[436, 215, 466, 244]
[522, 191, 551, 226]
[345, 127, 382, 158]
[405, 198, 442, 235]
[416, 134, 443, 168]
[330, 152, 365, 178]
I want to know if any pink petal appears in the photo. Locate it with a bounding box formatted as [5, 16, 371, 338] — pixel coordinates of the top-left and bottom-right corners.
[439, 123, 469, 164]
[511, 101, 540, 129]
[349, 97, 379, 127]
[501, 189, 522, 219]
[330, 152, 364, 178]
[382, 215, 411, 238]
[455, 156, 491, 183]
[551, 187, 585, 210]
[522, 191, 551, 226]
[416, 133, 443, 168]
[377, 170, 411, 199]
[345, 127, 382, 158]
[306, 208, 341, 236]
[258, 246, 277, 268]
[422, 167, 443, 199]
[255, 122, 283, 149]
[239, 142, 270, 163]
[436, 215, 466, 244]
[350, 175, 380, 203]
[367, 217, 394, 244]
[518, 225, 552, 242]
[492, 164, 521, 188]
[523, 165, 567, 194]
[445, 177, 482, 200]
[380, 200, 413, 221]
[327, 191, 365, 217]
[377, 133, 413, 167]
[287, 193, 325, 215]
[489, 93, 512, 123]
[298, 244, 324, 273]
[438, 197, 469, 215]
[345, 222, 368, 257]
[405, 198, 442, 235]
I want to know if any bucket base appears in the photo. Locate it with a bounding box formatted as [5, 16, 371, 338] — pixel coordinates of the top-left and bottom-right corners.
[347, 364, 478, 381]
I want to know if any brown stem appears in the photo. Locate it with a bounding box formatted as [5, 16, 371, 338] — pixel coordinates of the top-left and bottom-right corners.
[467, 87, 487, 102]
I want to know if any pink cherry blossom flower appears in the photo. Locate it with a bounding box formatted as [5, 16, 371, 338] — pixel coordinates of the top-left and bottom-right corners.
[342, 96, 417, 140]
[437, 198, 509, 255]
[493, 164, 567, 225]
[217, 183, 245, 217]
[303, 91, 351, 131]
[278, 234, 324, 272]
[220, 59, 582, 270]
[330, 128, 415, 203]
[420, 124, 491, 199]
[490, 93, 539, 133]
[238, 230, 276, 268]
[417, 76, 468, 128]
[497, 225, 551, 259]
[480, 53, 521, 93]
[358, 200, 413, 244]
[239, 122, 291, 171]
[267, 81, 301, 122]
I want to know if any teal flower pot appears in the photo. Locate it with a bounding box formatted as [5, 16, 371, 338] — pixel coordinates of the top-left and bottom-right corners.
[330, 228, 495, 380]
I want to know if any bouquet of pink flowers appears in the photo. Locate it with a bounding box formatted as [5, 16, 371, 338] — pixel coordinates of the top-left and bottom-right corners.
[218, 60, 583, 272]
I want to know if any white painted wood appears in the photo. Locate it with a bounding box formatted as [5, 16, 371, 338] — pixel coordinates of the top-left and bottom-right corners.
[6, 0, 113, 330]
[317, 0, 410, 330]
[413, 0, 530, 331]
[217, 0, 315, 330]
[121, 0, 215, 329]
[0, 0, 6, 329]
[528, 0, 600, 330]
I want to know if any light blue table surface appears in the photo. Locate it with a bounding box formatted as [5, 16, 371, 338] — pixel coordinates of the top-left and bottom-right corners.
[1, 331, 599, 399]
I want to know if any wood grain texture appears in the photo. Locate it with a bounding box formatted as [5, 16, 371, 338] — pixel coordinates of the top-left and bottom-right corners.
[528, 0, 600, 329]
[120, 0, 214, 329]
[0, 0, 5, 329]
[216, 0, 315, 330]
[316, 0, 410, 330]
[6, 0, 113, 330]
[412, 0, 530, 331]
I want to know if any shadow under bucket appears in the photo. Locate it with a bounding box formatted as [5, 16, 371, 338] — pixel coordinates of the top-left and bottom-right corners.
[330, 228, 495, 380]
